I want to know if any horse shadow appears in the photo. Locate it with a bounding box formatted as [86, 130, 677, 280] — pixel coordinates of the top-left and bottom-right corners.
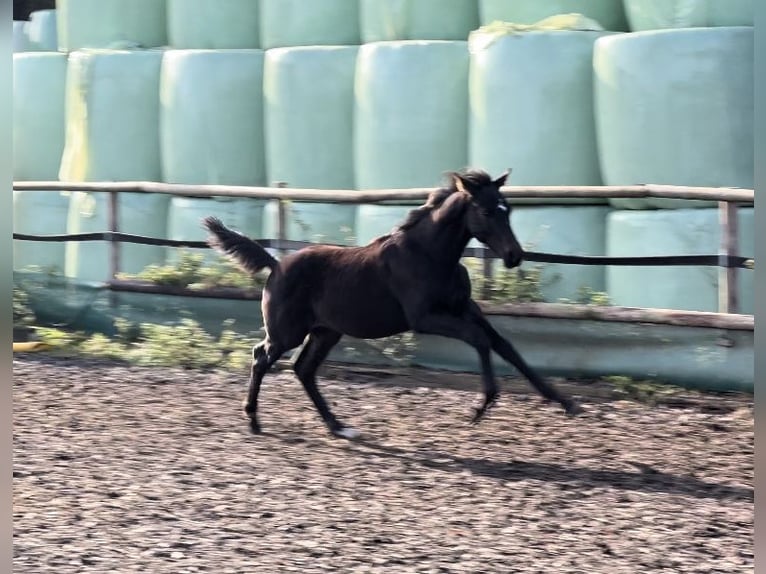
[268, 432, 753, 503]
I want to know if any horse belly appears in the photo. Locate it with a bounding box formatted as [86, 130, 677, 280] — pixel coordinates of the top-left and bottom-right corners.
[316, 283, 409, 339]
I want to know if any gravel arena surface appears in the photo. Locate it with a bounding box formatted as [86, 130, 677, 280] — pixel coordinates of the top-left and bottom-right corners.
[14, 356, 753, 573]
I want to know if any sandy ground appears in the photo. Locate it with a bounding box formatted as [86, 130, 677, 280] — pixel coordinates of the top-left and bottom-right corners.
[13, 356, 753, 573]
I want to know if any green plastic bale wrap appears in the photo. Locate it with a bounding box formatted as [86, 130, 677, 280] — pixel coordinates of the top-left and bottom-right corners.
[56, 0, 167, 51]
[355, 205, 414, 245]
[513, 206, 608, 302]
[59, 49, 163, 182]
[606, 208, 754, 313]
[469, 18, 614, 198]
[355, 41, 469, 190]
[479, 0, 628, 31]
[624, 0, 753, 31]
[65, 192, 171, 283]
[167, 0, 260, 49]
[263, 201, 357, 246]
[13, 191, 71, 273]
[14, 22, 29, 52]
[360, 0, 479, 42]
[264, 46, 358, 189]
[594, 28, 753, 209]
[259, 0, 359, 49]
[13, 53, 68, 181]
[160, 50, 266, 185]
[25, 10, 58, 51]
[166, 196, 268, 263]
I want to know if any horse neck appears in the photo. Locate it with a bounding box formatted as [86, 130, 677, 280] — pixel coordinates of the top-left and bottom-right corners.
[407, 205, 471, 267]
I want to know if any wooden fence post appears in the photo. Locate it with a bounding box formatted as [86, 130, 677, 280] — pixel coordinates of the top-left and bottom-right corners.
[718, 201, 739, 315]
[107, 190, 121, 280]
[107, 190, 121, 307]
[274, 182, 288, 257]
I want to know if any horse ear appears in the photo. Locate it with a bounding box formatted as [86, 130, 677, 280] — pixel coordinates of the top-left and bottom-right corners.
[493, 168, 511, 187]
[452, 173, 469, 195]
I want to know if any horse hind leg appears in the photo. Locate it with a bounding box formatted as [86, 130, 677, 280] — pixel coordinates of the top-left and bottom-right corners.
[292, 328, 357, 439]
[244, 338, 284, 434]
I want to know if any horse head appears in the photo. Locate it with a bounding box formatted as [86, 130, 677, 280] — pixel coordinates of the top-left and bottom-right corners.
[452, 169, 524, 269]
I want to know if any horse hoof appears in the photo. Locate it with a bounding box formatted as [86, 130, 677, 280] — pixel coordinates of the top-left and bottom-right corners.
[248, 419, 262, 434]
[565, 401, 585, 417]
[471, 396, 498, 425]
[332, 426, 360, 440]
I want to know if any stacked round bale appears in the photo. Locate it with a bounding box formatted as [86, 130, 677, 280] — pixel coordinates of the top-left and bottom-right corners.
[167, 1, 362, 248]
[352, 3, 484, 247]
[20, 0, 175, 284]
[607, 209, 754, 313]
[622, 0, 753, 31]
[14, 9, 59, 52]
[13, 52, 70, 273]
[59, 49, 170, 282]
[262, 45, 359, 245]
[353, 40, 469, 248]
[468, 15, 614, 303]
[166, 0, 260, 49]
[13, 21, 29, 52]
[479, 0, 629, 31]
[161, 48, 268, 261]
[56, 0, 167, 51]
[360, 0, 479, 42]
[260, 0, 360, 49]
[594, 24, 754, 312]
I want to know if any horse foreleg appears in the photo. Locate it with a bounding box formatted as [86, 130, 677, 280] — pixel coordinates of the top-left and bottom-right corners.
[292, 328, 356, 438]
[466, 301, 584, 416]
[410, 313, 499, 424]
[245, 339, 284, 433]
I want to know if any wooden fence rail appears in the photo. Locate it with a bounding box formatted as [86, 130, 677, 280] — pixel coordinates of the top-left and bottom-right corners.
[12, 181, 754, 325]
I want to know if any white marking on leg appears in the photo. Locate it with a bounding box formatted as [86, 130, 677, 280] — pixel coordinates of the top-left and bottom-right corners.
[335, 427, 360, 440]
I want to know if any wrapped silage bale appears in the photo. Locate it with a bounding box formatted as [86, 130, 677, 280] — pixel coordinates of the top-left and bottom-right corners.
[65, 192, 171, 283]
[594, 28, 753, 209]
[355, 205, 414, 245]
[160, 49, 266, 185]
[479, 0, 628, 31]
[360, 0, 479, 42]
[25, 10, 58, 52]
[166, 197, 268, 263]
[59, 49, 163, 182]
[167, 0, 260, 49]
[624, 0, 753, 31]
[513, 206, 609, 302]
[606, 209, 754, 313]
[259, 0, 359, 49]
[13, 22, 29, 52]
[263, 201, 357, 246]
[56, 0, 167, 51]
[264, 46, 357, 189]
[13, 191, 71, 273]
[355, 41, 469, 190]
[13, 53, 68, 181]
[469, 17, 615, 200]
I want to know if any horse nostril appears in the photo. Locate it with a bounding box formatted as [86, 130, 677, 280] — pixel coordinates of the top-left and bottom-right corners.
[504, 252, 522, 268]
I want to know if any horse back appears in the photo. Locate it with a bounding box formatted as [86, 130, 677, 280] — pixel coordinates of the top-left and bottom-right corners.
[266, 242, 410, 339]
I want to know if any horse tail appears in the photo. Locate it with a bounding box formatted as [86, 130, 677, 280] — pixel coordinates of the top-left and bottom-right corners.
[202, 216, 279, 274]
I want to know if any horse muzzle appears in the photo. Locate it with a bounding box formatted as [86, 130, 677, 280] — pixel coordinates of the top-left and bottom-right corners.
[502, 251, 523, 269]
